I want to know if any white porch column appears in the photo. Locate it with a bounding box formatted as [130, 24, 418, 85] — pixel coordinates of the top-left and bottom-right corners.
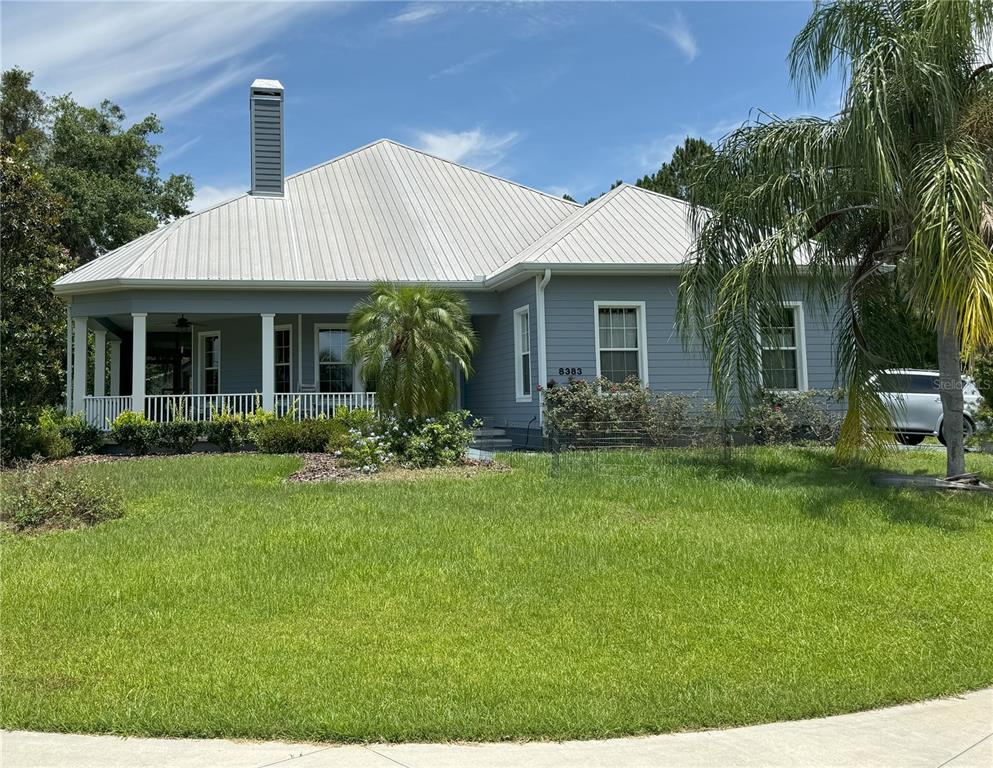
[72, 317, 88, 414]
[65, 306, 73, 411]
[131, 313, 147, 415]
[93, 329, 107, 397]
[261, 313, 275, 412]
[109, 339, 122, 396]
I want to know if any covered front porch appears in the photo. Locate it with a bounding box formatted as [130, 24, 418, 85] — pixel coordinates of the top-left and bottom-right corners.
[68, 309, 377, 429]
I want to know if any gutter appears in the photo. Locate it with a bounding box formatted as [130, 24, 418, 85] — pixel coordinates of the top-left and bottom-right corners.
[536, 269, 551, 428]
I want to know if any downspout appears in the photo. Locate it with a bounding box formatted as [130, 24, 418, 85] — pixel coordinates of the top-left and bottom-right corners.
[536, 269, 551, 427]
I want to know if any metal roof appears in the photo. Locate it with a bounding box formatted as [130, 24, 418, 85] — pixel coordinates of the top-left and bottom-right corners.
[488, 184, 697, 280]
[55, 139, 579, 292]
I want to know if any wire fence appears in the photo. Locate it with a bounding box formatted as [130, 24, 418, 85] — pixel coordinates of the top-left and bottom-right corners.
[546, 411, 735, 478]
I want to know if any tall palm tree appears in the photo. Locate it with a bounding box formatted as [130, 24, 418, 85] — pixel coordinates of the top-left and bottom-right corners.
[678, 0, 993, 475]
[347, 282, 477, 418]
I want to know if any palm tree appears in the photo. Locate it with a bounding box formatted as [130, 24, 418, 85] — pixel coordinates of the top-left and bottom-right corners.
[347, 282, 477, 418]
[677, 0, 993, 475]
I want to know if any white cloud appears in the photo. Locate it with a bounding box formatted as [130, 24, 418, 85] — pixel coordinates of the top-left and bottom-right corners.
[413, 128, 520, 172]
[0, 2, 334, 117]
[160, 135, 202, 164]
[650, 11, 699, 63]
[390, 4, 444, 26]
[431, 50, 499, 79]
[191, 184, 245, 213]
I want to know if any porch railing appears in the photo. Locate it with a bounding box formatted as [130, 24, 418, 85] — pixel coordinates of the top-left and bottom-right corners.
[83, 395, 132, 430]
[81, 392, 377, 430]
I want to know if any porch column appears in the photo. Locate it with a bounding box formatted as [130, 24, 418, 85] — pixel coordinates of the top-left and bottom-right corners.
[261, 313, 275, 412]
[109, 339, 122, 396]
[131, 313, 147, 415]
[72, 317, 88, 414]
[93, 329, 107, 397]
[65, 306, 73, 411]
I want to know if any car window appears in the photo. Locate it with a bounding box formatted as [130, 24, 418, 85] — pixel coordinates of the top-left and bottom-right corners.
[877, 373, 909, 393]
[908, 374, 939, 394]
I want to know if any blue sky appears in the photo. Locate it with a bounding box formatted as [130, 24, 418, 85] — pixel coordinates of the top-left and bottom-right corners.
[3, 1, 842, 210]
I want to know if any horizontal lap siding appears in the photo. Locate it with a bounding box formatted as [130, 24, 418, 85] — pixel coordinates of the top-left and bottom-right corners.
[544, 276, 840, 399]
[465, 279, 540, 430]
[544, 276, 714, 397]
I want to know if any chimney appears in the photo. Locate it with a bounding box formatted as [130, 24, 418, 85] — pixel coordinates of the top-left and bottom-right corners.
[249, 79, 284, 196]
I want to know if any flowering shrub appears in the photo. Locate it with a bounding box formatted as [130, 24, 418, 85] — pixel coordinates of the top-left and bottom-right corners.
[110, 411, 159, 455]
[378, 410, 477, 467]
[741, 390, 843, 445]
[333, 430, 394, 473]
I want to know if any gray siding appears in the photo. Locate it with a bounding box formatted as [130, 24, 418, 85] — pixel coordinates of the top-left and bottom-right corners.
[250, 87, 283, 196]
[543, 275, 838, 397]
[465, 278, 541, 433]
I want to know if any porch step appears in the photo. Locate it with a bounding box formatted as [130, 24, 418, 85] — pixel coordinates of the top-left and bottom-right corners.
[470, 426, 512, 452]
[473, 427, 507, 438]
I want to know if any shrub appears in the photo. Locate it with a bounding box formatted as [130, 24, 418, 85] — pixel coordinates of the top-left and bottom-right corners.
[741, 390, 842, 445]
[334, 406, 377, 436]
[35, 409, 73, 459]
[253, 417, 347, 454]
[158, 419, 200, 454]
[203, 408, 246, 452]
[1, 464, 122, 533]
[244, 408, 276, 444]
[335, 432, 393, 473]
[972, 349, 993, 404]
[379, 409, 476, 468]
[109, 411, 158, 455]
[57, 412, 103, 455]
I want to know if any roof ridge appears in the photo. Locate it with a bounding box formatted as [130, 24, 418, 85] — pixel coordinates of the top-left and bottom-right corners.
[120, 224, 176, 279]
[375, 139, 581, 209]
[491, 184, 629, 275]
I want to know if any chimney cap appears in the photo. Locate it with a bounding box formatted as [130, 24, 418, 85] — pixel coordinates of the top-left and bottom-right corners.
[251, 78, 284, 91]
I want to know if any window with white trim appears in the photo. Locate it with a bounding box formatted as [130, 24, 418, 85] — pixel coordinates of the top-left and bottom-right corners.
[595, 303, 646, 385]
[200, 332, 220, 394]
[275, 326, 292, 393]
[759, 304, 807, 391]
[514, 306, 531, 401]
[316, 326, 353, 393]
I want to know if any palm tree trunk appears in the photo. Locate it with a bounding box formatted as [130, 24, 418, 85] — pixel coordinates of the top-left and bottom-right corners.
[936, 314, 966, 477]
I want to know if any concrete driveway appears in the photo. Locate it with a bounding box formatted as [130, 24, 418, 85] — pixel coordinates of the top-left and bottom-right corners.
[3, 688, 990, 768]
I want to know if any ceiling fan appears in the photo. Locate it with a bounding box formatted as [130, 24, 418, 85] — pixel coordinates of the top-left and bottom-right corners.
[174, 315, 195, 330]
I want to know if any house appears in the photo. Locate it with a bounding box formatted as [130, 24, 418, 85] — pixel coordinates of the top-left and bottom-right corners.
[55, 79, 837, 445]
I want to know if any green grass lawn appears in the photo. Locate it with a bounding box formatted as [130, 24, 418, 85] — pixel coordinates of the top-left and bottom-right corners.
[2, 448, 992, 743]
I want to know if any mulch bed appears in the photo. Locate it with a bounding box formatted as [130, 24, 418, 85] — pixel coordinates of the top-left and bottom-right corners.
[286, 453, 510, 484]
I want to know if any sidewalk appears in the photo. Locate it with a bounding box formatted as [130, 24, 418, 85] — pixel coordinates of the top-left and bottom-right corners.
[3, 688, 991, 768]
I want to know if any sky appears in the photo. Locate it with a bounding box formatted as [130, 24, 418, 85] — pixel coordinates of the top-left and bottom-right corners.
[2, 1, 843, 210]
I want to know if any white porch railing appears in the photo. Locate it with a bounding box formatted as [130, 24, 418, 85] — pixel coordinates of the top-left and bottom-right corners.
[274, 392, 377, 420]
[83, 395, 132, 430]
[82, 392, 377, 430]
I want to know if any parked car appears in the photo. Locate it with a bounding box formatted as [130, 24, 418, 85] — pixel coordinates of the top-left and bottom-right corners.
[872, 369, 984, 446]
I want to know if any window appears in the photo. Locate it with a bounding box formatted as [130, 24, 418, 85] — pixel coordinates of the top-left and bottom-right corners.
[514, 306, 531, 401]
[759, 304, 807, 391]
[275, 326, 292, 393]
[316, 326, 353, 393]
[200, 332, 220, 394]
[594, 302, 647, 385]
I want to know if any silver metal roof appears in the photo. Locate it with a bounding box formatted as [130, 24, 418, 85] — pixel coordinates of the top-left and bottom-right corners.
[55, 140, 578, 293]
[489, 184, 697, 279]
[55, 144, 711, 295]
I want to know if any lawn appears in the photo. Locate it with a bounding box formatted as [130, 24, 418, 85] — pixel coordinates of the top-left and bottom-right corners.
[2, 448, 992, 743]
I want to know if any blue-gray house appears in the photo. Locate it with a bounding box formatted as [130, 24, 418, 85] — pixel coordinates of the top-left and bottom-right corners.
[55, 79, 837, 444]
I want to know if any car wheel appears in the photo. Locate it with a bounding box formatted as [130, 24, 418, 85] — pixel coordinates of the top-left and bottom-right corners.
[938, 419, 975, 446]
[895, 432, 925, 446]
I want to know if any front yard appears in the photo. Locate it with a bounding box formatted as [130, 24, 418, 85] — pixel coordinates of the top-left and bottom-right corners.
[2, 448, 991, 742]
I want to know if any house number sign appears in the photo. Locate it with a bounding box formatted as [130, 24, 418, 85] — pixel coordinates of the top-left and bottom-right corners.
[558, 367, 583, 376]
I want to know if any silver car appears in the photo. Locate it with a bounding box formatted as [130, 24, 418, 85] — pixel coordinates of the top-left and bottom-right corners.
[873, 369, 984, 446]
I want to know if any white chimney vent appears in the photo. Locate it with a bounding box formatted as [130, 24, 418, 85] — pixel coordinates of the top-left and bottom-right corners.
[250, 79, 284, 196]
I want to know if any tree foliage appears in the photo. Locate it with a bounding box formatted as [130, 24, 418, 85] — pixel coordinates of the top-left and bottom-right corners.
[677, 0, 993, 474]
[0, 145, 72, 442]
[347, 282, 477, 418]
[636, 136, 718, 205]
